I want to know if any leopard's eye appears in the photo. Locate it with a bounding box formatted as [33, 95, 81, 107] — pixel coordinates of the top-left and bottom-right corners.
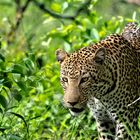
[61, 77, 68, 83]
[80, 77, 89, 84]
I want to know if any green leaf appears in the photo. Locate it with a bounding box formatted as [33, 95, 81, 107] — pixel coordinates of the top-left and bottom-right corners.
[0, 54, 5, 62]
[16, 81, 27, 92]
[0, 94, 7, 108]
[0, 108, 3, 114]
[11, 64, 27, 75]
[90, 28, 100, 41]
[3, 78, 12, 88]
[9, 112, 28, 133]
[0, 127, 10, 133]
[51, 2, 61, 12]
[11, 89, 22, 102]
[23, 58, 35, 73]
[7, 134, 22, 140]
[6, 106, 18, 111]
[62, 2, 68, 11]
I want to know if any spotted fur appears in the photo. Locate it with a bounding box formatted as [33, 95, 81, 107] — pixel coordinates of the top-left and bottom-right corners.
[56, 23, 140, 140]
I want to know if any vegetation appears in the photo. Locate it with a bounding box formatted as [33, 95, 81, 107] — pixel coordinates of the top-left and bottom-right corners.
[0, 0, 139, 139]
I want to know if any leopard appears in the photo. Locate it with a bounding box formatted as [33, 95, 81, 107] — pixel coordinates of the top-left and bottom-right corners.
[56, 22, 140, 140]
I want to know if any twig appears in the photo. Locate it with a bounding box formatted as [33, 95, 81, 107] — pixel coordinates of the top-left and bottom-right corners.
[32, 0, 92, 20]
[127, 97, 140, 107]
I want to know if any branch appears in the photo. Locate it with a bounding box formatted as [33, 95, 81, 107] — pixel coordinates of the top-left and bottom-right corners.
[15, 0, 32, 30]
[7, 0, 92, 43]
[32, 0, 92, 20]
[7, 0, 31, 43]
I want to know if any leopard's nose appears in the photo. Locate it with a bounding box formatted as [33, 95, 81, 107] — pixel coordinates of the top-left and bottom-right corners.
[67, 101, 78, 106]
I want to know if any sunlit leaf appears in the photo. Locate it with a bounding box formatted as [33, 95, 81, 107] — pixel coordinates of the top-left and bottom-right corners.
[6, 106, 18, 111]
[64, 41, 71, 52]
[9, 112, 28, 133]
[7, 134, 22, 140]
[62, 2, 68, 11]
[90, 28, 100, 41]
[51, 2, 61, 13]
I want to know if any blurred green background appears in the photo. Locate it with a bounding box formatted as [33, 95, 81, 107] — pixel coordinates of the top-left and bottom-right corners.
[0, 0, 139, 139]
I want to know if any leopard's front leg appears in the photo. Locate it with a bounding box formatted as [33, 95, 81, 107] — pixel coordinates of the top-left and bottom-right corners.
[89, 98, 116, 140]
[96, 119, 115, 140]
[115, 122, 131, 140]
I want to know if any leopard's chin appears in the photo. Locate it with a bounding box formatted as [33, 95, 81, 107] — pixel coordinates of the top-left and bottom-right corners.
[69, 108, 84, 116]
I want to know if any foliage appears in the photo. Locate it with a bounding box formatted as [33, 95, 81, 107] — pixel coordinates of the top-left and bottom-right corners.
[0, 0, 139, 139]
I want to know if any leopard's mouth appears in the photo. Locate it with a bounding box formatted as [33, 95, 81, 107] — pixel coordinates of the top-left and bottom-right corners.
[70, 107, 84, 113]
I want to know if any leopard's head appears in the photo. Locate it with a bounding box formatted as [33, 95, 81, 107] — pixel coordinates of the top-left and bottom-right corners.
[56, 46, 115, 116]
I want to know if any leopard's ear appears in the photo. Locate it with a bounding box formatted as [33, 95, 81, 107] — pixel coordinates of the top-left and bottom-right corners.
[56, 49, 69, 64]
[94, 47, 106, 65]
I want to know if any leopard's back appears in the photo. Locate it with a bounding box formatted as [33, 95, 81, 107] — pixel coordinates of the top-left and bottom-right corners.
[122, 22, 140, 51]
[122, 22, 140, 96]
